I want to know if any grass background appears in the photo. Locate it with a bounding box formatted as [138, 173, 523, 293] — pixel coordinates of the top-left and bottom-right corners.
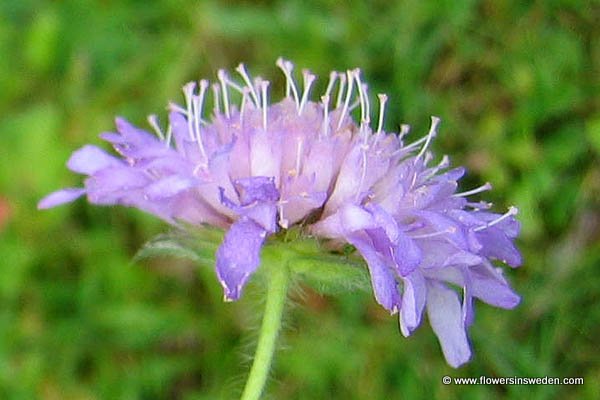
[1, 0, 599, 399]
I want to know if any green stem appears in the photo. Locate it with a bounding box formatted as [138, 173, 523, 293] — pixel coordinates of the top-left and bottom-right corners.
[240, 263, 289, 400]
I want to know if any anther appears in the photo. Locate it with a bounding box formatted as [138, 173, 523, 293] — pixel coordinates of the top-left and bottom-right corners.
[454, 182, 492, 198]
[473, 206, 518, 232]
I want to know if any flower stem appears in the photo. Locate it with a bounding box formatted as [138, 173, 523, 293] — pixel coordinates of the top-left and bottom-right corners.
[240, 263, 289, 400]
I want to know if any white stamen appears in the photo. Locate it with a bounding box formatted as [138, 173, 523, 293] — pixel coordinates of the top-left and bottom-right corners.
[239, 87, 249, 123]
[192, 83, 208, 163]
[398, 124, 411, 140]
[168, 102, 187, 115]
[473, 206, 518, 232]
[354, 71, 370, 126]
[335, 72, 346, 109]
[320, 95, 330, 138]
[416, 116, 440, 161]
[423, 154, 450, 179]
[183, 82, 197, 141]
[260, 81, 269, 131]
[454, 182, 492, 198]
[324, 71, 337, 101]
[410, 227, 457, 240]
[147, 114, 164, 140]
[276, 58, 299, 108]
[236, 63, 259, 106]
[299, 69, 316, 115]
[211, 84, 221, 114]
[376, 94, 388, 134]
[165, 125, 172, 148]
[217, 70, 231, 118]
[337, 70, 355, 130]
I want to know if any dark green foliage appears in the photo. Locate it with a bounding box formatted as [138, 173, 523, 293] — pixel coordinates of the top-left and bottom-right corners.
[1, 0, 598, 399]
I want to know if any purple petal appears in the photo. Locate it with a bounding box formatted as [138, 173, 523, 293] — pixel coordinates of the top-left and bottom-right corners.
[67, 145, 121, 175]
[38, 188, 86, 209]
[393, 231, 422, 276]
[469, 262, 521, 309]
[399, 270, 427, 336]
[216, 218, 268, 301]
[476, 228, 522, 267]
[233, 176, 279, 205]
[348, 233, 400, 313]
[426, 282, 472, 368]
[144, 176, 196, 200]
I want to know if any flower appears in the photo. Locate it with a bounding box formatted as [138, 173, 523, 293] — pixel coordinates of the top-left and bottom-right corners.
[40, 59, 521, 367]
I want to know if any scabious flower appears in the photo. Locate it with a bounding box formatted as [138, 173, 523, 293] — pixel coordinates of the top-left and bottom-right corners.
[40, 59, 521, 368]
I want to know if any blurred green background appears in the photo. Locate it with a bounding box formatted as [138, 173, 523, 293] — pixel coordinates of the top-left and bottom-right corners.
[1, 0, 599, 399]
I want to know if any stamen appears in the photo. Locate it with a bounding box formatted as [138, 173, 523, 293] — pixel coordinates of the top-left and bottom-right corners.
[168, 102, 187, 115]
[335, 72, 346, 109]
[416, 116, 440, 161]
[324, 71, 337, 101]
[239, 87, 249, 123]
[276, 58, 299, 108]
[473, 206, 518, 232]
[376, 94, 388, 134]
[298, 69, 316, 115]
[410, 227, 457, 240]
[211, 84, 221, 114]
[454, 182, 492, 198]
[217, 70, 231, 118]
[165, 125, 172, 148]
[192, 82, 208, 163]
[337, 69, 355, 130]
[423, 154, 450, 179]
[147, 114, 164, 141]
[320, 95, 330, 138]
[182, 82, 197, 141]
[398, 124, 411, 140]
[236, 63, 259, 106]
[260, 81, 269, 131]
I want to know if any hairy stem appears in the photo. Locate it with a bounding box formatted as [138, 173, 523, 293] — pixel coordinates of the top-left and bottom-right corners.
[240, 263, 289, 400]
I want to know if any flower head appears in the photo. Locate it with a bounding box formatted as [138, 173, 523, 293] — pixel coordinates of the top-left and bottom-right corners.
[40, 59, 521, 367]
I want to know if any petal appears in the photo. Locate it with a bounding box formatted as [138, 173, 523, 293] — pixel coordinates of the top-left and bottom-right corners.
[469, 262, 521, 309]
[399, 270, 427, 336]
[347, 233, 400, 313]
[67, 145, 121, 175]
[476, 228, 522, 267]
[215, 218, 268, 301]
[233, 176, 279, 205]
[38, 188, 86, 209]
[393, 231, 422, 276]
[144, 176, 196, 200]
[426, 282, 472, 368]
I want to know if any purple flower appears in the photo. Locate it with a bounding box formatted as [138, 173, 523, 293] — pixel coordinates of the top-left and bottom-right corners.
[40, 59, 521, 367]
